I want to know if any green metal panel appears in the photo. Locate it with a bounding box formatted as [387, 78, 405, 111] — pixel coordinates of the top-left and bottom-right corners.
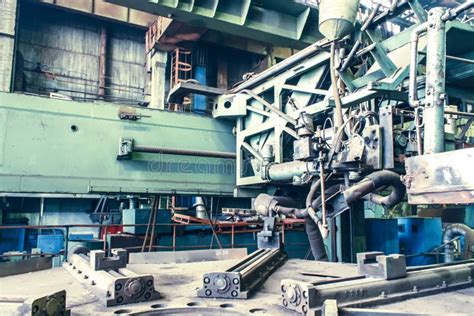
[106, 0, 322, 49]
[0, 93, 236, 195]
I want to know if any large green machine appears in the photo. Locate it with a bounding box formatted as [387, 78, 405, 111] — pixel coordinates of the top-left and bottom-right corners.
[0, 93, 236, 195]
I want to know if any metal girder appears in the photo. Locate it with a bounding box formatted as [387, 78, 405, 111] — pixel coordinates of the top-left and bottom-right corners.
[106, 0, 322, 49]
[0, 93, 236, 195]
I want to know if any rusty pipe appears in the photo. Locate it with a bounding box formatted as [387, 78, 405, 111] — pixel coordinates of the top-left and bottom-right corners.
[133, 145, 236, 159]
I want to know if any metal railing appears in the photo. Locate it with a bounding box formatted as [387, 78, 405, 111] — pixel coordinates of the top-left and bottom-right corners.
[0, 221, 308, 262]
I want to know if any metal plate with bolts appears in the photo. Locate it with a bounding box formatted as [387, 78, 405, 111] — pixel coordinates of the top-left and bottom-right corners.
[26, 290, 70, 316]
[197, 248, 288, 299]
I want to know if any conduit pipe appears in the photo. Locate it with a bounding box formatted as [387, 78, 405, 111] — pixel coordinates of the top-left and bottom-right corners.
[408, 22, 428, 108]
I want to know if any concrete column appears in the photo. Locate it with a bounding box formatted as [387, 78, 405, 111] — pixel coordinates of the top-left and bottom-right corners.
[0, 0, 18, 92]
[423, 8, 447, 154]
[149, 50, 168, 110]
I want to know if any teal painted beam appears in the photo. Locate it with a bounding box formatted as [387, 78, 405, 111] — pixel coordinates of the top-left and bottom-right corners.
[106, 0, 322, 49]
[0, 93, 236, 195]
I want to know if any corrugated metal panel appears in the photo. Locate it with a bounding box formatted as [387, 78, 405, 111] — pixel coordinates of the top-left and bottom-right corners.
[108, 26, 146, 102]
[17, 4, 146, 104]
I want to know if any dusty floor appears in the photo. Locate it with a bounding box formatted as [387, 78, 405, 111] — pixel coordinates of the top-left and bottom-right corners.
[0, 256, 473, 315]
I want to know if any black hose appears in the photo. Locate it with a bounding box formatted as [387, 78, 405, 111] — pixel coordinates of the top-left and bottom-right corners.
[311, 184, 343, 211]
[304, 178, 332, 261]
[443, 223, 474, 263]
[277, 206, 299, 216]
[343, 170, 406, 207]
[305, 216, 328, 261]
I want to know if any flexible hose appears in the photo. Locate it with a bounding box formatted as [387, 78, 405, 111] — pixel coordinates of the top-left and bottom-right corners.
[304, 178, 331, 261]
[343, 170, 406, 207]
[305, 216, 328, 261]
[443, 223, 474, 263]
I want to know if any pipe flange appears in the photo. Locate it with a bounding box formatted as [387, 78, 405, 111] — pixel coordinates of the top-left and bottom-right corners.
[285, 283, 302, 307]
[214, 275, 231, 294]
[124, 278, 146, 299]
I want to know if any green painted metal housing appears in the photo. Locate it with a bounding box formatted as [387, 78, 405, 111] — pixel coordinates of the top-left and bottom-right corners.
[106, 0, 322, 49]
[0, 93, 236, 195]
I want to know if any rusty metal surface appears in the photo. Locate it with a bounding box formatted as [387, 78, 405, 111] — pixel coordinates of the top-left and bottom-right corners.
[404, 148, 474, 204]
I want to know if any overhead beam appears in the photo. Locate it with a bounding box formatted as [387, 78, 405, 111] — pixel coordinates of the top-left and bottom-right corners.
[106, 0, 322, 49]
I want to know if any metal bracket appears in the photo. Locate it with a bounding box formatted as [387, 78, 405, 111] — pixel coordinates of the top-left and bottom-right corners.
[257, 217, 282, 250]
[90, 249, 128, 271]
[117, 137, 133, 160]
[357, 252, 407, 280]
[379, 106, 395, 169]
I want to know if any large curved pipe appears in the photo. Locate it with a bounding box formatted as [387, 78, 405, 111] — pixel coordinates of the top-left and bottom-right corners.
[343, 170, 406, 207]
[253, 192, 328, 261]
[311, 184, 343, 211]
[443, 223, 474, 263]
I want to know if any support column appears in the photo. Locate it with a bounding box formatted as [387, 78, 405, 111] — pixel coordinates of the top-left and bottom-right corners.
[0, 0, 18, 92]
[98, 26, 108, 99]
[149, 50, 167, 110]
[423, 8, 447, 154]
[216, 55, 228, 89]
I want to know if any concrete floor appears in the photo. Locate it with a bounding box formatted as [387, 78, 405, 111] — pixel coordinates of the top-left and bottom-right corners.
[0, 257, 473, 315]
